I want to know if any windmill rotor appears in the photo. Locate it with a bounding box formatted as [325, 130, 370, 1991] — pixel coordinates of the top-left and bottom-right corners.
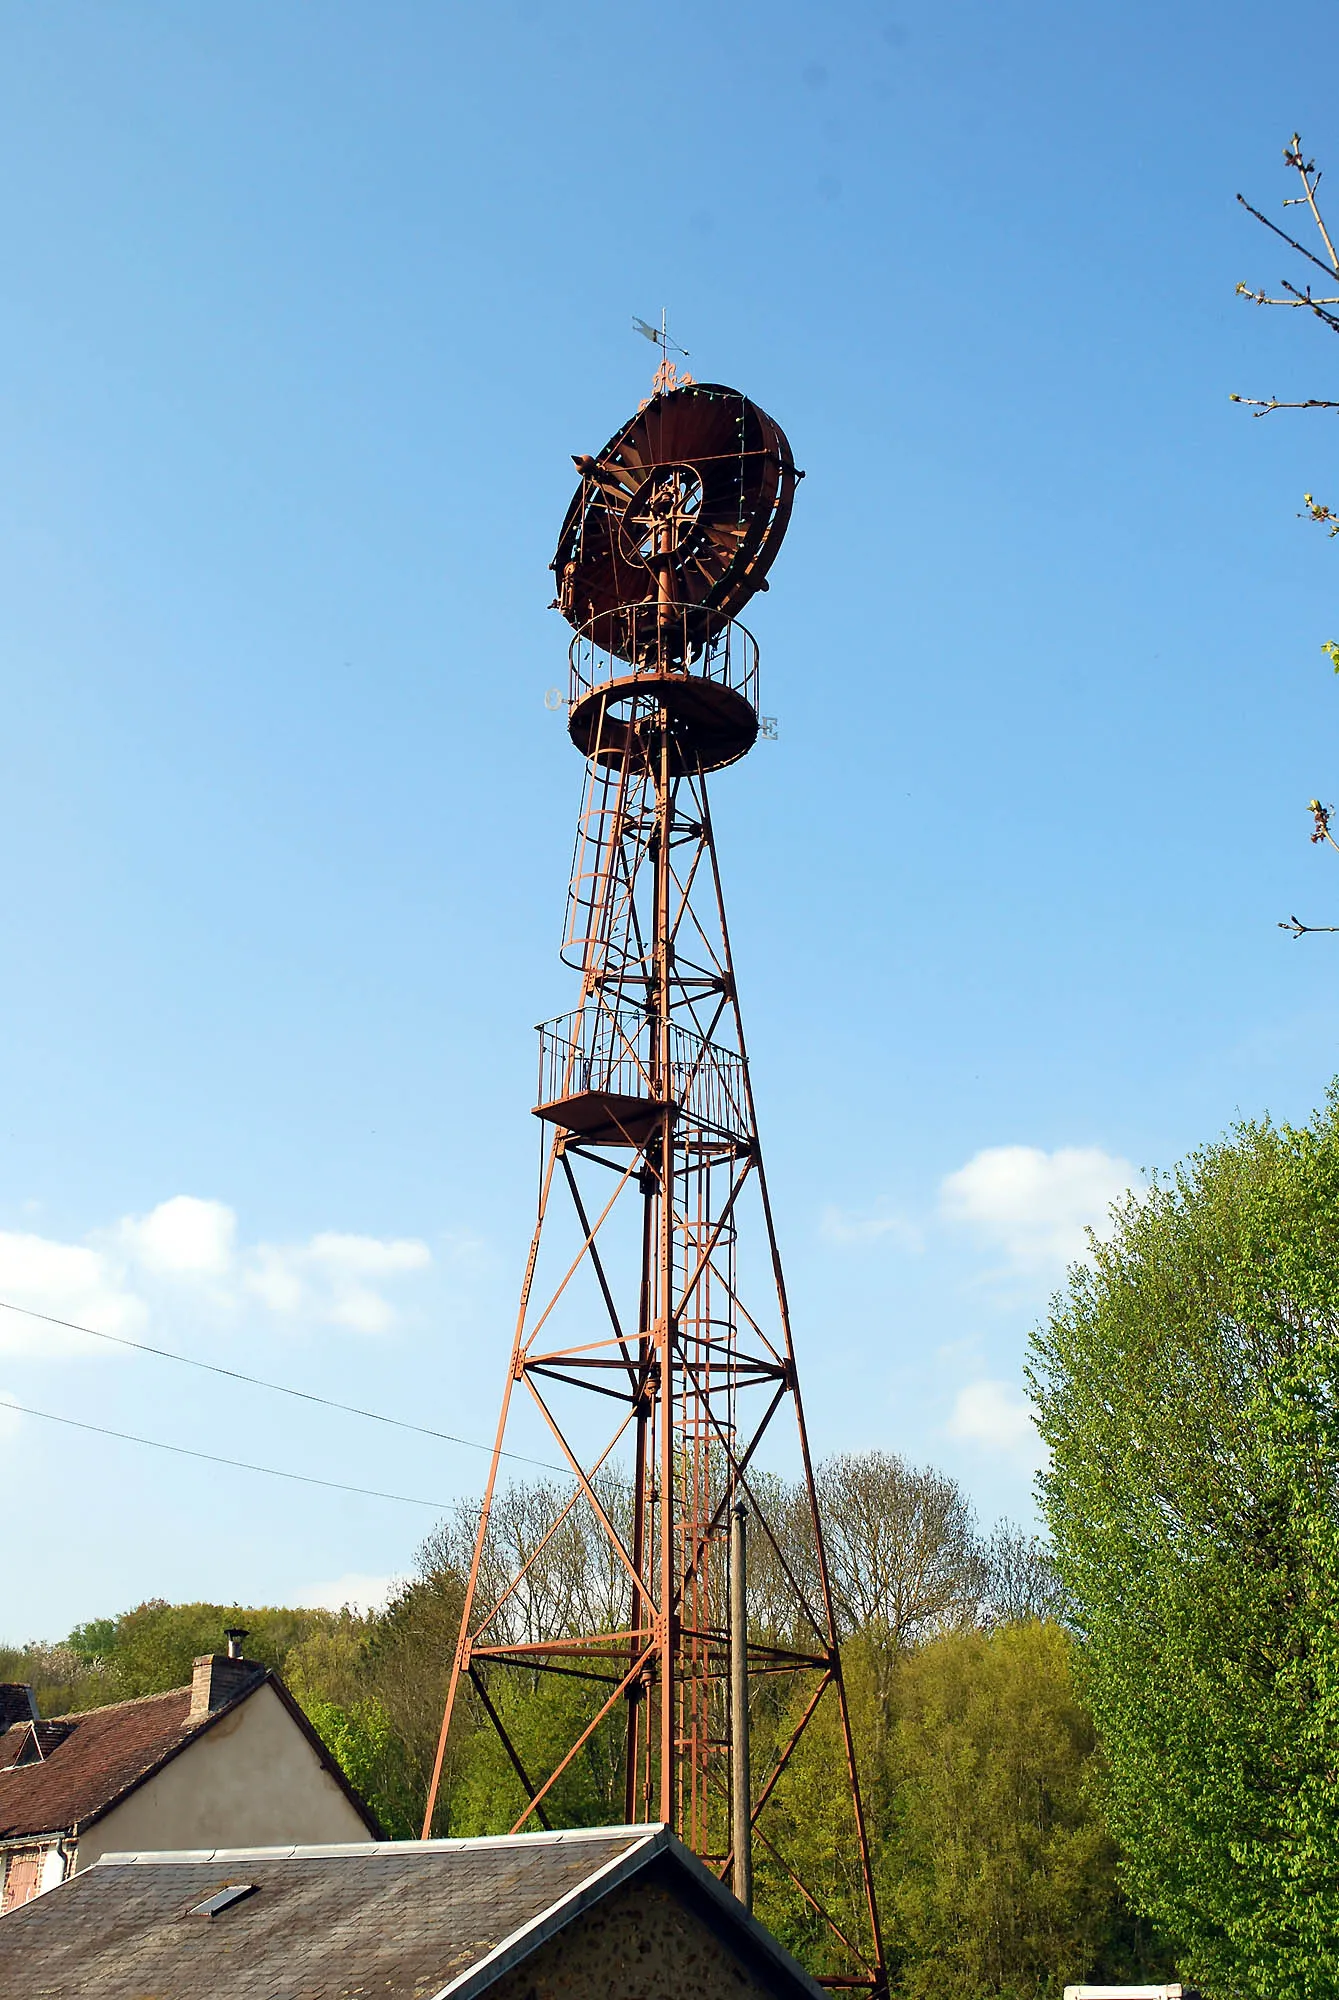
[553, 382, 797, 664]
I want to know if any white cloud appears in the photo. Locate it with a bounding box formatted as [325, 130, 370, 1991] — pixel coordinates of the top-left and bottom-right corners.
[121, 1196, 237, 1277]
[946, 1378, 1043, 1465]
[245, 1246, 306, 1317]
[939, 1144, 1135, 1269]
[0, 1197, 434, 1356]
[244, 1232, 432, 1335]
[0, 1231, 146, 1356]
[295, 1571, 398, 1615]
[305, 1234, 431, 1277]
[820, 1205, 923, 1251]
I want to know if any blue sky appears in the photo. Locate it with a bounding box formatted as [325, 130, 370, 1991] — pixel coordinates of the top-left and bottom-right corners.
[4, 0, 1339, 1639]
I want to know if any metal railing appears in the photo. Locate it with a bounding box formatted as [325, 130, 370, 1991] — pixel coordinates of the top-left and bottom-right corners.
[536, 1004, 750, 1142]
[568, 603, 759, 716]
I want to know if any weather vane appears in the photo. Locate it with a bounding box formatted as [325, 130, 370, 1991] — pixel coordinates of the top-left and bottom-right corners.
[632, 308, 694, 396]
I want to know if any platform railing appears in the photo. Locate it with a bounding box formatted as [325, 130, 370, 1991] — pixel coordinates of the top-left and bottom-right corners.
[536, 1004, 751, 1142]
[568, 603, 759, 716]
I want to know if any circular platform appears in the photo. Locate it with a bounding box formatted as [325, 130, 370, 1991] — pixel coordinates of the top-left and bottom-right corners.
[569, 672, 758, 775]
[567, 606, 760, 775]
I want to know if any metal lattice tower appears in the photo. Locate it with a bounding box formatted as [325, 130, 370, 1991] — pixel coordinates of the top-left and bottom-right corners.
[423, 377, 885, 1994]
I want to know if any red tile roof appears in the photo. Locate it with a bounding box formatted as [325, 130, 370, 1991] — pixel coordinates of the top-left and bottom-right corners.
[0, 1687, 200, 1840]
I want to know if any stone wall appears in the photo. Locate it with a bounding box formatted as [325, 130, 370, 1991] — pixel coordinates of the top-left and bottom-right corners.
[489, 1876, 776, 2000]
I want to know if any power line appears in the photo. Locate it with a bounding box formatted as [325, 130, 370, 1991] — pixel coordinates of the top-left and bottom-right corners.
[2, 1400, 453, 1509]
[0, 1297, 562, 1474]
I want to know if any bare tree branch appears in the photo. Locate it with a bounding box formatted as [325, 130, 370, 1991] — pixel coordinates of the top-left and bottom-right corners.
[1237, 286, 1339, 308]
[1302, 498, 1339, 534]
[1275, 805, 1339, 932]
[981, 1522, 1068, 1626]
[1306, 798, 1339, 849]
[1237, 141, 1339, 942]
[1229, 395, 1339, 416]
[1237, 182, 1339, 284]
[1282, 134, 1339, 272]
[1234, 137, 1339, 405]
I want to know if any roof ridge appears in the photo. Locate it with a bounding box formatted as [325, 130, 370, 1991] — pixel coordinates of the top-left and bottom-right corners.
[42, 1682, 194, 1724]
[96, 1825, 663, 1865]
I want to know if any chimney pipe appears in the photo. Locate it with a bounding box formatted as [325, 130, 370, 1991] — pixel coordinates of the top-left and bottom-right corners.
[224, 1628, 248, 1661]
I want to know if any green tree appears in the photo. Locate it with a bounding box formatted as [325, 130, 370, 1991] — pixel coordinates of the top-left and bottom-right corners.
[882, 1622, 1162, 2000]
[0, 1640, 115, 1717]
[79, 1599, 337, 1698]
[753, 1634, 891, 1978]
[66, 1617, 117, 1664]
[1030, 1090, 1339, 1999]
[757, 1621, 1152, 1998]
[297, 1695, 419, 1839]
[361, 1565, 473, 1834]
[283, 1578, 471, 1837]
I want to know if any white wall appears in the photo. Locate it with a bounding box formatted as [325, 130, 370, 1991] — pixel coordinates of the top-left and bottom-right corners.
[75, 1683, 372, 1867]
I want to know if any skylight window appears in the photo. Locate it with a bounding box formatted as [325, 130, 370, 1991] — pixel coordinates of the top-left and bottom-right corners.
[186, 1883, 257, 1919]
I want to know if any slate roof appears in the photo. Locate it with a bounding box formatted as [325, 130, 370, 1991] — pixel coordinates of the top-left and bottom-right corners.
[0, 1673, 381, 1841]
[0, 1824, 826, 2000]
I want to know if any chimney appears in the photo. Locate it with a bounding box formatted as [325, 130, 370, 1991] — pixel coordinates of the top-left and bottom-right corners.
[188, 1634, 263, 1723]
[0, 1686, 38, 1731]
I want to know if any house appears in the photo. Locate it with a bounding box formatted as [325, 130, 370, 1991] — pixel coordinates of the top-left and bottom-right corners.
[0, 1633, 380, 1913]
[0, 1822, 825, 2000]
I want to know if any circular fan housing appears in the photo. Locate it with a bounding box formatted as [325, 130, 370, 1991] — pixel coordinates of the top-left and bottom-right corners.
[553, 383, 796, 665]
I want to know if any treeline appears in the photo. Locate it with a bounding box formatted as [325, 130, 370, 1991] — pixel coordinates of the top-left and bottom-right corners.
[2, 1450, 1170, 1999]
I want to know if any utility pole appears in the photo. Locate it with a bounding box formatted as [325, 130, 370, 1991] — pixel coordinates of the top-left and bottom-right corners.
[730, 1500, 752, 1912]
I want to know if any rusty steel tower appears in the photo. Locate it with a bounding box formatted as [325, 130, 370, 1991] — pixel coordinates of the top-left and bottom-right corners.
[423, 368, 884, 1993]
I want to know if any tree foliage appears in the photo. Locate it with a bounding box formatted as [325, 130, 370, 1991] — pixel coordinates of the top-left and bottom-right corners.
[3, 1600, 338, 1716]
[70, 1599, 338, 1697]
[1030, 1091, 1339, 1999]
[880, 1622, 1155, 2000]
[0, 1640, 116, 1718]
